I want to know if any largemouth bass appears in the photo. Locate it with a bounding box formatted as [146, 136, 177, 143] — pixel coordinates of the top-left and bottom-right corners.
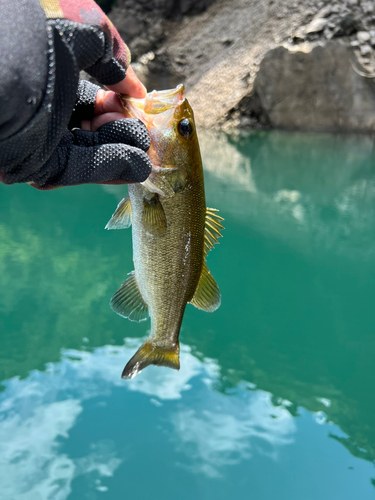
[106, 84, 223, 379]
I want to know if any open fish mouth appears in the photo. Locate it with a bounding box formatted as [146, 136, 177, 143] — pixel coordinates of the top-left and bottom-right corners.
[144, 84, 185, 114]
[119, 84, 185, 116]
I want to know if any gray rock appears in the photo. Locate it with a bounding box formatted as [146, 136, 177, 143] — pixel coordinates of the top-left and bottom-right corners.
[324, 27, 334, 39]
[362, 2, 374, 15]
[336, 15, 362, 36]
[253, 41, 375, 132]
[330, 4, 342, 14]
[109, 9, 145, 40]
[357, 31, 371, 43]
[316, 5, 333, 18]
[360, 44, 372, 56]
[306, 17, 328, 33]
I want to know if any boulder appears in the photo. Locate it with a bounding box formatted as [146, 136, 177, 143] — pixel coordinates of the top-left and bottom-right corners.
[253, 40, 375, 132]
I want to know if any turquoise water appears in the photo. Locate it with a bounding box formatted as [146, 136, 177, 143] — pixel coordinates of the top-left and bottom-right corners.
[1, 130, 375, 499]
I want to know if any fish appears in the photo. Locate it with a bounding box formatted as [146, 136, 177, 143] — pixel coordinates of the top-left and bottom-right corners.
[106, 84, 224, 379]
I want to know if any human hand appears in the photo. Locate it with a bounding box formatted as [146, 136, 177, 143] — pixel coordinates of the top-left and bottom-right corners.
[82, 66, 147, 132]
[0, 0, 152, 189]
[31, 73, 151, 189]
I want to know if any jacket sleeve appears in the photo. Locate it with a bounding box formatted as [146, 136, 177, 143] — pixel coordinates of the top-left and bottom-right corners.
[0, 0, 149, 188]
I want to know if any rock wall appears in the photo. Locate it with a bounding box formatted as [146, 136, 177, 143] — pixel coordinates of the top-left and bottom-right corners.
[110, 0, 215, 61]
[109, 0, 375, 132]
[229, 0, 375, 132]
[251, 41, 375, 132]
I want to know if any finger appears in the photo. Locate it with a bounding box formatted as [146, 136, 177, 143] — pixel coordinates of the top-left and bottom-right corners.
[105, 66, 147, 98]
[46, 143, 152, 186]
[81, 120, 91, 131]
[94, 89, 124, 116]
[72, 119, 150, 152]
[86, 112, 127, 131]
[97, 119, 150, 151]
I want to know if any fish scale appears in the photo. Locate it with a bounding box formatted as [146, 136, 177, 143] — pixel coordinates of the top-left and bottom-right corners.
[130, 180, 206, 344]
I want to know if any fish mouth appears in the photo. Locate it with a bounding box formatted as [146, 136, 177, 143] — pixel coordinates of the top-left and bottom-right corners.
[147, 84, 184, 101]
[144, 84, 185, 114]
[119, 84, 185, 115]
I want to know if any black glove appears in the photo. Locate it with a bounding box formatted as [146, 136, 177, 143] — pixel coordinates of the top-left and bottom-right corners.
[39, 119, 152, 187]
[68, 80, 101, 130]
[0, 0, 151, 189]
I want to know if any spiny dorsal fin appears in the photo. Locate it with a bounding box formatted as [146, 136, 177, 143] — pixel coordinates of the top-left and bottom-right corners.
[190, 262, 221, 312]
[110, 271, 148, 322]
[142, 197, 167, 234]
[105, 196, 132, 230]
[204, 208, 224, 256]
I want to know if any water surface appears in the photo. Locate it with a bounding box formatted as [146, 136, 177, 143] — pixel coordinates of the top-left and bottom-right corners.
[0, 130, 375, 499]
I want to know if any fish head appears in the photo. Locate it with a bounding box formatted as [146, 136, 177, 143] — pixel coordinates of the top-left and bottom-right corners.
[119, 84, 202, 197]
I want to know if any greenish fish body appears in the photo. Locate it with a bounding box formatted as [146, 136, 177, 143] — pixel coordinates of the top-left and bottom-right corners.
[106, 85, 223, 379]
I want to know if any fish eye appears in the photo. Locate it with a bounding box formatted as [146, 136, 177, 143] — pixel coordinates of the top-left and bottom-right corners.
[178, 118, 193, 138]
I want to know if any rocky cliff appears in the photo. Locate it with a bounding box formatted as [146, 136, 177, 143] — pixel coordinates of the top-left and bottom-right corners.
[110, 0, 375, 132]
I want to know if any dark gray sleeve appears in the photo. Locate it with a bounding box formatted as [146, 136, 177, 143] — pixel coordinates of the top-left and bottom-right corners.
[0, 0, 48, 141]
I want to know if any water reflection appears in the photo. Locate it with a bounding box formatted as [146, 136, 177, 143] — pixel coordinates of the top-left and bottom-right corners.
[1, 130, 375, 498]
[200, 130, 375, 260]
[173, 390, 295, 478]
[2, 342, 373, 499]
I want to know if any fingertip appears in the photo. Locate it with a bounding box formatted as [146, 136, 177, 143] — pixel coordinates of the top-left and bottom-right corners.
[120, 146, 152, 182]
[106, 66, 147, 98]
[90, 112, 128, 131]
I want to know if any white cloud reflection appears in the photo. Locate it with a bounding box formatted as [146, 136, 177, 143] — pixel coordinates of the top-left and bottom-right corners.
[0, 399, 81, 500]
[0, 340, 296, 498]
[67, 341, 203, 400]
[173, 392, 295, 478]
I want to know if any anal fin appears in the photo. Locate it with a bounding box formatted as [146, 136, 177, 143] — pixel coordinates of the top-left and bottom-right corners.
[110, 271, 148, 322]
[190, 262, 221, 312]
[122, 339, 180, 379]
[105, 196, 132, 230]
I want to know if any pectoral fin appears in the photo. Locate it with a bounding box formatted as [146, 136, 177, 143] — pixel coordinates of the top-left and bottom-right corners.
[142, 196, 167, 234]
[110, 271, 148, 322]
[190, 262, 221, 312]
[122, 339, 180, 379]
[105, 196, 132, 230]
[141, 175, 175, 199]
[204, 208, 224, 256]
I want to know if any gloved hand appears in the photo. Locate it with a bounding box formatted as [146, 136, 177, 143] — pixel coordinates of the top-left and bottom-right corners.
[36, 118, 152, 187]
[25, 79, 152, 189]
[0, 0, 151, 189]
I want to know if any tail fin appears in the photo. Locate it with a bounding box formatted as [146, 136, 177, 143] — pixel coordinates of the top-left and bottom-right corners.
[122, 339, 180, 379]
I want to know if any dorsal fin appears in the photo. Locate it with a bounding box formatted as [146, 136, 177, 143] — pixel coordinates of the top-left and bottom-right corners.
[204, 208, 224, 257]
[105, 196, 132, 230]
[110, 272, 148, 322]
[190, 262, 221, 312]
